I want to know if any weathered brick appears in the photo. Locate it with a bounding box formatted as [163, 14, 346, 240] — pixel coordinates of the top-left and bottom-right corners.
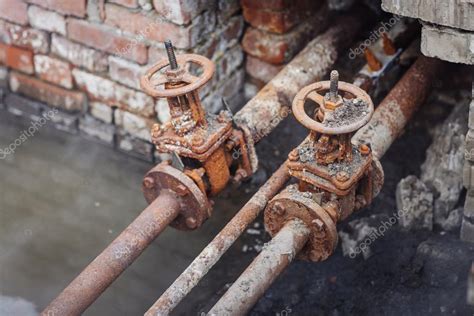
[0, 0, 28, 25]
[72, 69, 155, 117]
[51, 35, 108, 73]
[90, 101, 113, 124]
[240, 0, 292, 10]
[25, 0, 87, 18]
[9, 71, 85, 112]
[148, 45, 185, 64]
[155, 98, 170, 123]
[67, 18, 148, 64]
[0, 20, 49, 53]
[109, 0, 139, 8]
[87, 0, 105, 22]
[116, 129, 154, 162]
[28, 5, 66, 35]
[243, 7, 302, 34]
[5, 93, 44, 120]
[245, 55, 283, 83]
[152, 0, 211, 25]
[214, 44, 244, 81]
[49, 108, 80, 134]
[202, 68, 244, 113]
[79, 115, 115, 145]
[34, 55, 72, 89]
[0, 43, 34, 74]
[466, 130, 474, 162]
[464, 192, 474, 218]
[114, 108, 154, 141]
[242, 11, 327, 64]
[217, 0, 240, 23]
[105, 3, 216, 49]
[109, 56, 145, 90]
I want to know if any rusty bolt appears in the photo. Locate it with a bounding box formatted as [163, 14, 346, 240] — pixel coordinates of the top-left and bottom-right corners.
[359, 144, 370, 155]
[191, 134, 205, 146]
[288, 149, 299, 161]
[312, 218, 324, 230]
[336, 171, 350, 182]
[365, 48, 382, 72]
[175, 184, 188, 196]
[329, 70, 339, 101]
[143, 177, 155, 189]
[186, 217, 198, 229]
[273, 202, 286, 216]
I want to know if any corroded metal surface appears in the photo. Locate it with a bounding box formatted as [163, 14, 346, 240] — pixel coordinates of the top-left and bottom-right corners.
[352, 56, 442, 160]
[42, 192, 181, 316]
[207, 219, 311, 316]
[145, 163, 290, 316]
[234, 15, 364, 146]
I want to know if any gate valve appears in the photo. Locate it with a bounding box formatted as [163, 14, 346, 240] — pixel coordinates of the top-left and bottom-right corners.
[265, 71, 384, 261]
[140, 41, 252, 230]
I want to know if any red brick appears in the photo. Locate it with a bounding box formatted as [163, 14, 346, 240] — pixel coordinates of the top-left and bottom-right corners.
[51, 35, 108, 73]
[34, 55, 73, 89]
[67, 18, 148, 64]
[0, 43, 34, 74]
[72, 69, 155, 117]
[245, 55, 283, 83]
[24, 0, 87, 17]
[152, 0, 210, 25]
[108, 56, 145, 90]
[240, 0, 292, 10]
[28, 5, 66, 35]
[105, 3, 216, 49]
[242, 7, 301, 33]
[0, 20, 49, 53]
[242, 12, 326, 64]
[109, 0, 139, 8]
[9, 71, 85, 111]
[0, 0, 28, 25]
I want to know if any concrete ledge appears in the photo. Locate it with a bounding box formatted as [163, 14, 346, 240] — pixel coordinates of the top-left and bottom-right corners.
[421, 24, 474, 64]
[382, 0, 474, 31]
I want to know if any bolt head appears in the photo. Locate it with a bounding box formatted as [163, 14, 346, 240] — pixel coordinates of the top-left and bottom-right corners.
[186, 217, 198, 229]
[336, 171, 350, 182]
[359, 144, 370, 155]
[143, 177, 155, 189]
[175, 184, 188, 196]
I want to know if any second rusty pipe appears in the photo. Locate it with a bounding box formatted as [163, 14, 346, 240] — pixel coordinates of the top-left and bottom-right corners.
[352, 56, 442, 160]
[145, 163, 290, 316]
[207, 219, 311, 316]
[207, 56, 442, 315]
[42, 191, 181, 316]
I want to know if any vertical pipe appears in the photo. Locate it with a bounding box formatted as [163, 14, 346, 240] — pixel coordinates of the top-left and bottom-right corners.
[42, 192, 180, 316]
[145, 163, 290, 316]
[207, 219, 311, 316]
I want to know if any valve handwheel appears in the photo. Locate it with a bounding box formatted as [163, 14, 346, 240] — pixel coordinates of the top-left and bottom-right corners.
[141, 53, 215, 98]
[292, 80, 374, 135]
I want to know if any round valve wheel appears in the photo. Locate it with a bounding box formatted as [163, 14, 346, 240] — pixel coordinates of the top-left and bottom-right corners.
[140, 54, 215, 98]
[292, 81, 374, 135]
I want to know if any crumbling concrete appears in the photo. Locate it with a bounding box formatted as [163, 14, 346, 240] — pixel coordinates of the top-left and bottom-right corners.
[421, 102, 468, 229]
[396, 175, 434, 231]
[421, 24, 474, 65]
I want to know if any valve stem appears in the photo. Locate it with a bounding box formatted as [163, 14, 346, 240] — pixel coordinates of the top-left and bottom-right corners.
[164, 40, 178, 70]
[329, 70, 339, 101]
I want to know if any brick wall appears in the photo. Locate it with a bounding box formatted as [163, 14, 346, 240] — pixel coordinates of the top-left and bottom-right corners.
[0, 0, 244, 162]
[240, 0, 326, 97]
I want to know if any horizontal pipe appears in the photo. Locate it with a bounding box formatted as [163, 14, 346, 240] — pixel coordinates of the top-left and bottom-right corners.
[352, 56, 442, 160]
[207, 219, 311, 316]
[145, 163, 290, 316]
[42, 192, 180, 316]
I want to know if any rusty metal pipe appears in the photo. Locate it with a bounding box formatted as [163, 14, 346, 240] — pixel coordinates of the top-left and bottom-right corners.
[145, 163, 290, 316]
[352, 56, 442, 160]
[207, 219, 311, 316]
[205, 56, 443, 315]
[42, 191, 181, 316]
